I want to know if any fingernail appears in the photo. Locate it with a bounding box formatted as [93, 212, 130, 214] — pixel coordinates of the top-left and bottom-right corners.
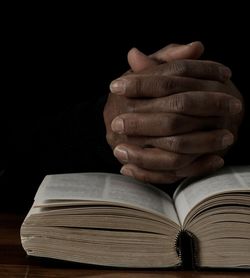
[110, 78, 127, 95]
[131, 47, 145, 56]
[222, 133, 234, 147]
[229, 100, 242, 114]
[111, 117, 124, 134]
[188, 41, 203, 45]
[120, 167, 134, 177]
[220, 66, 232, 80]
[212, 157, 224, 169]
[114, 146, 128, 162]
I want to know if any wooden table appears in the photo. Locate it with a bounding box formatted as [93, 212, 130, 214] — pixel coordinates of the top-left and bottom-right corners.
[0, 212, 249, 278]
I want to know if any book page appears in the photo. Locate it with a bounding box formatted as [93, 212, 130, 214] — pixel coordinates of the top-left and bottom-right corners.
[34, 172, 179, 224]
[173, 166, 250, 225]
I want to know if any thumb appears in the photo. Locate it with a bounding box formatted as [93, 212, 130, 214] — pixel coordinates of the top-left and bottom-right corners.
[128, 41, 205, 73]
[151, 41, 204, 62]
[127, 47, 157, 73]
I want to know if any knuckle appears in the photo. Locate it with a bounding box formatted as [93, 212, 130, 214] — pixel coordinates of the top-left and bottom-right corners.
[133, 153, 147, 168]
[210, 80, 226, 92]
[214, 133, 224, 149]
[163, 77, 176, 92]
[221, 66, 232, 80]
[213, 63, 231, 81]
[149, 136, 186, 152]
[157, 171, 180, 184]
[168, 94, 189, 112]
[105, 132, 112, 146]
[198, 61, 221, 79]
[145, 77, 162, 97]
[169, 154, 184, 169]
[215, 97, 227, 111]
[106, 132, 112, 144]
[205, 63, 216, 76]
[137, 172, 151, 183]
[126, 98, 137, 113]
[135, 169, 181, 184]
[126, 77, 142, 97]
[169, 60, 187, 76]
[103, 106, 109, 119]
[106, 132, 126, 150]
[215, 130, 234, 149]
[106, 132, 116, 149]
[162, 174, 181, 184]
[165, 136, 183, 152]
[134, 77, 142, 97]
[164, 115, 180, 135]
[126, 118, 140, 133]
[167, 43, 177, 49]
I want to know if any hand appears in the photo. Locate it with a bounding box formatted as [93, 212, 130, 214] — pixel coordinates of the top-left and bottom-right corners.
[105, 42, 206, 148]
[110, 79, 242, 183]
[104, 44, 243, 184]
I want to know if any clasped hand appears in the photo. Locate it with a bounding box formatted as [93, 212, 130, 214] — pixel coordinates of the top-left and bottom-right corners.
[104, 43, 243, 184]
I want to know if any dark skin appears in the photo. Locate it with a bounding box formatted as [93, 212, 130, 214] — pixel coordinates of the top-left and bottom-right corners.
[104, 43, 243, 184]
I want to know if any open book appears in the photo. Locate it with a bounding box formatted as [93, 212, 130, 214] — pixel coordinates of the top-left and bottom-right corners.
[20, 166, 250, 269]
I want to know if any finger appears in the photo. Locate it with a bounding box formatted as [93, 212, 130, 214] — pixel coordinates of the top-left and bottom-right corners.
[110, 75, 226, 98]
[110, 61, 231, 95]
[128, 42, 205, 73]
[175, 155, 224, 177]
[120, 164, 181, 184]
[150, 41, 205, 62]
[111, 113, 221, 136]
[110, 75, 228, 98]
[149, 59, 232, 81]
[127, 48, 158, 72]
[132, 91, 242, 116]
[113, 144, 197, 170]
[120, 155, 224, 184]
[145, 130, 234, 154]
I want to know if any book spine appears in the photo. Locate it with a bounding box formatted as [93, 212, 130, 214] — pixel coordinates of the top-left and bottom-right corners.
[175, 230, 198, 269]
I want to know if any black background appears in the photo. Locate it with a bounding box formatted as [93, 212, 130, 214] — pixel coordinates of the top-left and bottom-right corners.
[1, 3, 249, 210]
[3, 4, 249, 117]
